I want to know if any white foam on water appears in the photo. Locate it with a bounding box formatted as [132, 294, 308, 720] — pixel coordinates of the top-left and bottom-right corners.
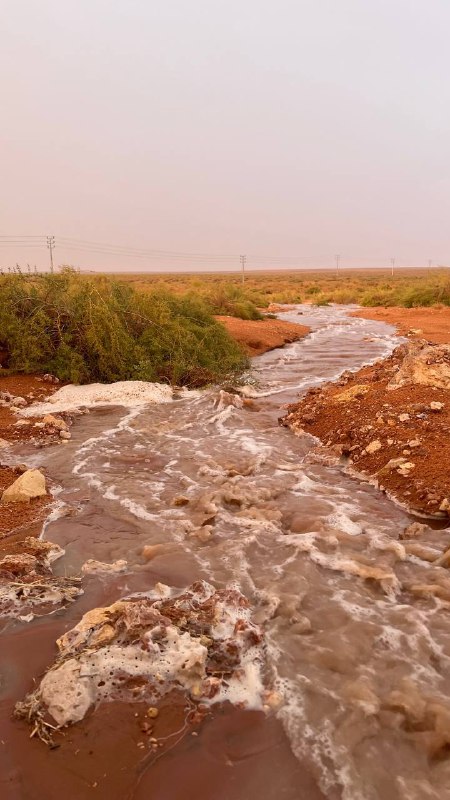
[20, 381, 176, 416]
[119, 497, 160, 522]
[326, 509, 363, 536]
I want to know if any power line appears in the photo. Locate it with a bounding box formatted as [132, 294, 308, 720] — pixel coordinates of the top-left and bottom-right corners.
[58, 236, 238, 259]
[0, 234, 449, 274]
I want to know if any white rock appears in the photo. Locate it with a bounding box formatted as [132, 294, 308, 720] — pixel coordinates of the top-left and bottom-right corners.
[43, 414, 68, 431]
[81, 559, 128, 575]
[1, 469, 47, 503]
[365, 440, 382, 454]
[397, 461, 415, 476]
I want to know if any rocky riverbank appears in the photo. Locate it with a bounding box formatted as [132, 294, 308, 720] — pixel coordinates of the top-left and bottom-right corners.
[0, 375, 75, 551]
[282, 338, 450, 517]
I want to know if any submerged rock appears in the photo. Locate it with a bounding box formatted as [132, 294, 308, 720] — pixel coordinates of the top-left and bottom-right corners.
[81, 559, 128, 575]
[16, 581, 265, 737]
[0, 537, 81, 622]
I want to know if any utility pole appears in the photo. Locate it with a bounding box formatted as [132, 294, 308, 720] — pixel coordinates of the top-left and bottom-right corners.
[391, 258, 395, 277]
[46, 235, 55, 273]
[240, 254, 247, 285]
[335, 254, 340, 274]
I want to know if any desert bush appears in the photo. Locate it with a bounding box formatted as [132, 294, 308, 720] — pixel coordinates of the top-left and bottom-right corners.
[205, 283, 264, 319]
[0, 271, 247, 385]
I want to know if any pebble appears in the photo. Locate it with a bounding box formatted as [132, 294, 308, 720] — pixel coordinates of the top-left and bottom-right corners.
[366, 440, 382, 454]
[399, 413, 410, 422]
[397, 461, 415, 476]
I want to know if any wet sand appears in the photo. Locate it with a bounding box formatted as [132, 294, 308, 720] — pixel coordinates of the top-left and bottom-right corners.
[1, 699, 325, 800]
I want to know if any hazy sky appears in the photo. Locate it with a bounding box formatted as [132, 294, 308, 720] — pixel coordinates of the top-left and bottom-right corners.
[1, 0, 449, 271]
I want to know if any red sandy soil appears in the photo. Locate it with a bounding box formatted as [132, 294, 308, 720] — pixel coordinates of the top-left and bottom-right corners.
[216, 315, 309, 356]
[0, 374, 58, 443]
[282, 346, 450, 517]
[0, 466, 49, 552]
[0, 375, 63, 552]
[352, 306, 450, 345]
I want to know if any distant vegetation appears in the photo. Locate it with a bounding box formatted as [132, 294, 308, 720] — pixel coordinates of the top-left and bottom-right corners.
[2, 266, 449, 386]
[0, 270, 247, 385]
[114, 267, 450, 309]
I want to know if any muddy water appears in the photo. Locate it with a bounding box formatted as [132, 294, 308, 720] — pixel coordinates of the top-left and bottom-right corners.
[2, 305, 450, 800]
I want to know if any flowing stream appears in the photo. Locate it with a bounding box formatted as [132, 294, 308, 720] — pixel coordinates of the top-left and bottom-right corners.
[2, 305, 450, 800]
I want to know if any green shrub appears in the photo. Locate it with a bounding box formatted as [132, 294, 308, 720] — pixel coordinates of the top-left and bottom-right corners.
[0, 271, 248, 386]
[314, 294, 330, 306]
[205, 283, 264, 319]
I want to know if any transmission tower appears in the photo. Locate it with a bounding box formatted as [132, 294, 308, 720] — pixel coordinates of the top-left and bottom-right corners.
[46, 235, 55, 273]
[240, 254, 247, 284]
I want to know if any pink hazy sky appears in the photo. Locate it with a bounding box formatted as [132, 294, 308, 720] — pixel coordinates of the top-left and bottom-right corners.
[1, 0, 449, 272]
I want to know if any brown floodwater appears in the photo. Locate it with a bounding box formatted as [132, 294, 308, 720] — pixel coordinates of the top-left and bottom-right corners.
[2, 305, 450, 800]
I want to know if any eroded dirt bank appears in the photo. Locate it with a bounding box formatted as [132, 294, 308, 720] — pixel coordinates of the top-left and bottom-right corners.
[282, 337, 450, 517]
[215, 315, 309, 355]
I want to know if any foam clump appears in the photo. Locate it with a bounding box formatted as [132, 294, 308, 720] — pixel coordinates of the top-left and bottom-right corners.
[16, 581, 265, 735]
[0, 538, 82, 621]
[81, 559, 128, 575]
[20, 381, 174, 416]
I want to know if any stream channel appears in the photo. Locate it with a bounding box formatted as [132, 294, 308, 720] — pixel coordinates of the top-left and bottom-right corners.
[2, 305, 450, 800]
